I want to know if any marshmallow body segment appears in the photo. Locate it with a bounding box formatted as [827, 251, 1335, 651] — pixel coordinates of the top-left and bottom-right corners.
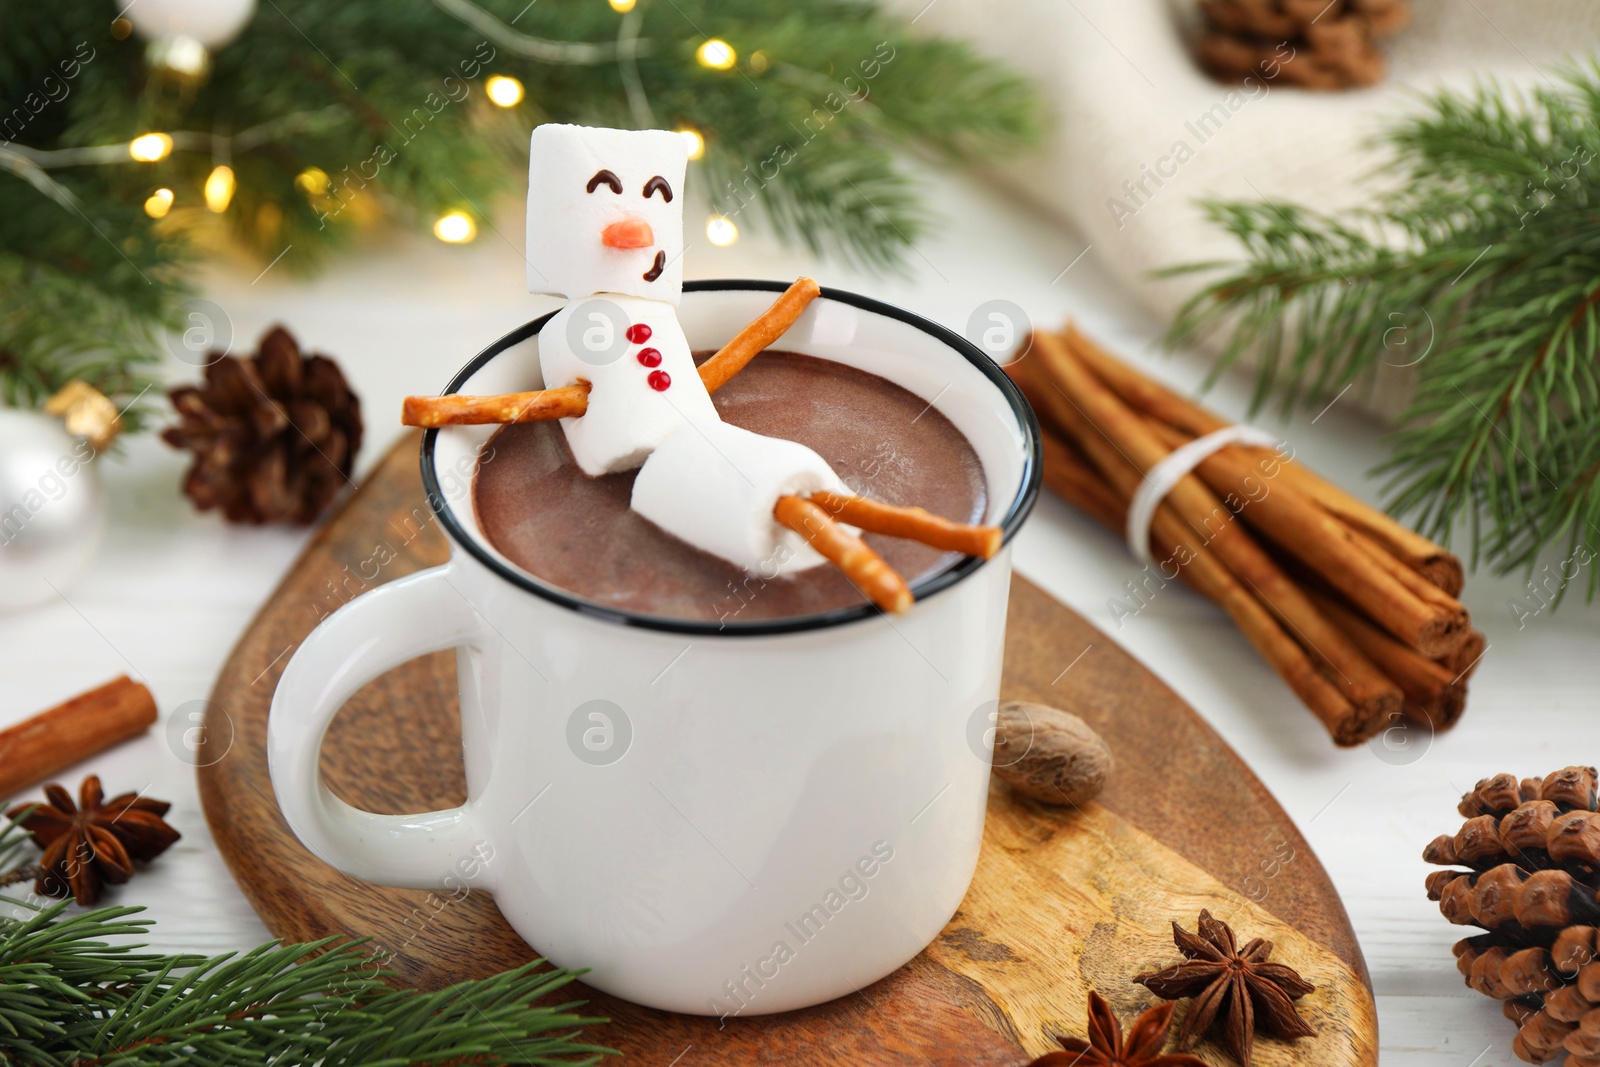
[539, 296, 717, 476]
[526, 124, 686, 303]
[632, 421, 854, 575]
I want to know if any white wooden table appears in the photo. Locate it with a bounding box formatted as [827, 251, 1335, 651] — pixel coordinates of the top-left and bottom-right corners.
[2, 167, 1589, 1065]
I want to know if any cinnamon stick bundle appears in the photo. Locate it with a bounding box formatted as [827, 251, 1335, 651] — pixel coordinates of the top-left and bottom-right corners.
[1027, 332, 1399, 740]
[1142, 418, 1470, 656]
[1062, 323, 1465, 594]
[1033, 428, 1369, 741]
[1013, 324, 1481, 746]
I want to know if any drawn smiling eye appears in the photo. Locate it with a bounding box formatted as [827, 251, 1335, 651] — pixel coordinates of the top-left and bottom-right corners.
[643, 176, 673, 202]
[586, 169, 623, 194]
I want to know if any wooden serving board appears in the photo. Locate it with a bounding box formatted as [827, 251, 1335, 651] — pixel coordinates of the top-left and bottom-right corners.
[198, 433, 1378, 1066]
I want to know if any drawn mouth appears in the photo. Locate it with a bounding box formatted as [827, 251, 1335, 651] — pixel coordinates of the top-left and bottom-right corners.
[643, 250, 666, 282]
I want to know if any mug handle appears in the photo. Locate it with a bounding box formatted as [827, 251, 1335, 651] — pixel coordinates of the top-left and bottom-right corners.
[267, 564, 494, 890]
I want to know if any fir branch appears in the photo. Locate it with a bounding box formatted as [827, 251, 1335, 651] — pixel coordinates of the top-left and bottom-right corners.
[0, 0, 1039, 424]
[429, 0, 631, 65]
[0, 813, 611, 1066]
[0, 256, 173, 431]
[1164, 64, 1600, 599]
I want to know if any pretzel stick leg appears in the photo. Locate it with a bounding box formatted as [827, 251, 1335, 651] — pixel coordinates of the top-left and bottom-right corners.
[774, 495, 913, 614]
[402, 382, 590, 427]
[699, 278, 822, 393]
[808, 490, 1002, 559]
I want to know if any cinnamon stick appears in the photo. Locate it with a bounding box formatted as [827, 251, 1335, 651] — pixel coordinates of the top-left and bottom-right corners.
[1141, 418, 1470, 657]
[1035, 431, 1128, 529]
[699, 277, 822, 393]
[774, 495, 913, 614]
[1028, 331, 1400, 735]
[1011, 358, 1380, 744]
[1057, 322, 1228, 438]
[1059, 322, 1464, 595]
[0, 677, 158, 798]
[1344, 525, 1467, 614]
[1309, 591, 1466, 731]
[1444, 629, 1488, 682]
[1269, 459, 1464, 596]
[402, 382, 590, 427]
[808, 490, 1002, 559]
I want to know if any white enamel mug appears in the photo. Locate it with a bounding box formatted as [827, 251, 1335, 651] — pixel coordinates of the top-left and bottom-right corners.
[268, 281, 1041, 1015]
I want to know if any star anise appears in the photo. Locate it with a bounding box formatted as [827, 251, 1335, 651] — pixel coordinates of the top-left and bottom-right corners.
[6, 776, 180, 905]
[1027, 990, 1208, 1067]
[1134, 910, 1316, 1067]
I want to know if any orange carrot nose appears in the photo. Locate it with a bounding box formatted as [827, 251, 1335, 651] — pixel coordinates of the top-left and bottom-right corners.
[601, 217, 655, 249]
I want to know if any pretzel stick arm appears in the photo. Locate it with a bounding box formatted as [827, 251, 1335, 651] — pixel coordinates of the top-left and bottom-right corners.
[406, 276, 821, 427]
[774, 495, 914, 614]
[808, 490, 1002, 559]
[699, 278, 822, 393]
[402, 382, 590, 427]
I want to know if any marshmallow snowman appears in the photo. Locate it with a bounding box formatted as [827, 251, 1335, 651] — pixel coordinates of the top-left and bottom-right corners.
[528, 124, 715, 475]
[528, 123, 848, 576]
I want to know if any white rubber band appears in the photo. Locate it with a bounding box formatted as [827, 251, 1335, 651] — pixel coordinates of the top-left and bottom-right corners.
[1125, 425, 1282, 567]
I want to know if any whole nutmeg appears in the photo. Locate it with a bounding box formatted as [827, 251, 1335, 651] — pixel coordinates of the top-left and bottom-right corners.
[990, 700, 1112, 806]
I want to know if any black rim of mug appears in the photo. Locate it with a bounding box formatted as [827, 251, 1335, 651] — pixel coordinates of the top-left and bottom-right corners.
[419, 278, 1044, 636]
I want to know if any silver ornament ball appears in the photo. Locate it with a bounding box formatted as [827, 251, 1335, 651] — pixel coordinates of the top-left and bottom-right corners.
[131, 0, 256, 78]
[0, 409, 108, 611]
[130, 0, 256, 49]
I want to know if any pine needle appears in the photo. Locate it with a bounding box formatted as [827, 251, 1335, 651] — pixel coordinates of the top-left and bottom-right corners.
[0, 1, 1039, 414]
[0, 812, 612, 1066]
[1163, 63, 1600, 602]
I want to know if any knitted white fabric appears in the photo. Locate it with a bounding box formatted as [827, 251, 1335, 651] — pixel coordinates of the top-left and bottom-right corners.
[892, 0, 1600, 417]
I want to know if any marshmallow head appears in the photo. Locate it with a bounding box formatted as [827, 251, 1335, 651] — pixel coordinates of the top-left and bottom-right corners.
[632, 421, 854, 575]
[526, 124, 686, 303]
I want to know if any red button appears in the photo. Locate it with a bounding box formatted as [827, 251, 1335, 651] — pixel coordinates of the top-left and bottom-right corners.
[648, 370, 671, 391]
[626, 323, 652, 344]
[636, 347, 662, 367]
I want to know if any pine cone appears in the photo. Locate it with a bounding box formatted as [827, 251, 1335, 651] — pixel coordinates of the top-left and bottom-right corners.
[1193, 0, 1412, 90]
[163, 326, 362, 525]
[1425, 768, 1600, 1065]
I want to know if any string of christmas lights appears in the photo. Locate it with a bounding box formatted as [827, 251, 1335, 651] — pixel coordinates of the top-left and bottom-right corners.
[0, 0, 1037, 421]
[55, 4, 750, 245]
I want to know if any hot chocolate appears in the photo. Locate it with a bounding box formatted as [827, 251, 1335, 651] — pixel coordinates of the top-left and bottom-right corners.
[472, 350, 987, 623]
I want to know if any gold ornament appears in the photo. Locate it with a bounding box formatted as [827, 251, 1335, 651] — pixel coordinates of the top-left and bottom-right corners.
[44, 381, 123, 452]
